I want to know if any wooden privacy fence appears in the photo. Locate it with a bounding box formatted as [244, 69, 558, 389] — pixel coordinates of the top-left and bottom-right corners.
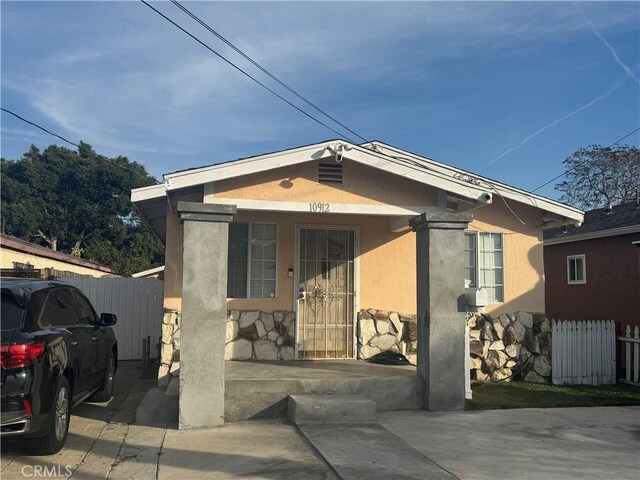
[620, 325, 640, 384]
[63, 277, 164, 360]
[551, 320, 616, 385]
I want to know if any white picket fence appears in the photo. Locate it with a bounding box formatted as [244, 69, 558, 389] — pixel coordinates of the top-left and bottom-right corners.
[63, 277, 164, 360]
[620, 325, 640, 384]
[551, 320, 616, 385]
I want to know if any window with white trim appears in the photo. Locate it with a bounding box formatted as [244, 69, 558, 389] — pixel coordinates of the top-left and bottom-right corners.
[464, 231, 504, 303]
[567, 254, 586, 284]
[227, 222, 277, 298]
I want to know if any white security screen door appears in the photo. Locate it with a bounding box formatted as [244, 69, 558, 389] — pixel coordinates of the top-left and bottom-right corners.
[297, 227, 355, 359]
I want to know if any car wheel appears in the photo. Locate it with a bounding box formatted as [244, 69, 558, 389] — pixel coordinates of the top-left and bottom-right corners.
[29, 376, 70, 455]
[88, 355, 115, 402]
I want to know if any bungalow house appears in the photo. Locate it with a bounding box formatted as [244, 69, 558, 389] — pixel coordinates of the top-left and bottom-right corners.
[131, 140, 583, 426]
[0, 233, 114, 278]
[544, 200, 640, 330]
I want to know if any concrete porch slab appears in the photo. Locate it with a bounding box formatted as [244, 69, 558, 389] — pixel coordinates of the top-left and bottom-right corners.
[225, 360, 423, 422]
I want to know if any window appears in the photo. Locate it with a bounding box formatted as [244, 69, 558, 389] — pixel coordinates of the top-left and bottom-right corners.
[228, 223, 249, 298]
[464, 231, 504, 303]
[1, 292, 25, 330]
[72, 290, 98, 324]
[567, 254, 586, 284]
[13, 262, 33, 269]
[36, 289, 81, 327]
[227, 223, 277, 298]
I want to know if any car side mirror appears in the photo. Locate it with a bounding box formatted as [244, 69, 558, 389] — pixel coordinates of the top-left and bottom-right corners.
[100, 313, 117, 326]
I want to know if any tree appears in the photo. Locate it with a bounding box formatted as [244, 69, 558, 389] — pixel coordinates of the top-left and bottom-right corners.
[1, 142, 164, 276]
[555, 144, 640, 210]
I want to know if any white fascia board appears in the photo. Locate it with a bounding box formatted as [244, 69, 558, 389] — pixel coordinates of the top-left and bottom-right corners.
[543, 225, 640, 245]
[132, 265, 165, 277]
[131, 183, 166, 202]
[133, 139, 583, 225]
[161, 140, 488, 202]
[163, 141, 337, 190]
[206, 196, 443, 217]
[344, 146, 487, 200]
[371, 142, 584, 223]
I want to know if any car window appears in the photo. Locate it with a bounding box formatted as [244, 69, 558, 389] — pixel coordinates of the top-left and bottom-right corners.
[36, 289, 82, 328]
[1, 291, 25, 330]
[72, 290, 98, 324]
[53, 289, 81, 326]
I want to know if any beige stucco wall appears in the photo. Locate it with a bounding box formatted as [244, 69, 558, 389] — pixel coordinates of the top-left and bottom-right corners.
[468, 200, 545, 316]
[213, 159, 438, 206]
[0, 248, 111, 277]
[161, 158, 545, 316]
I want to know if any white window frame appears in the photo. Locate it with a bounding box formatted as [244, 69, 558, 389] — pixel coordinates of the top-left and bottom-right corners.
[464, 231, 505, 303]
[566, 254, 586, 285]
[228, 222, 278, 299]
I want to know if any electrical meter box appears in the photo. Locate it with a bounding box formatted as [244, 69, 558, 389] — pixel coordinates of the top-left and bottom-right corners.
[465, 288, 488, 311]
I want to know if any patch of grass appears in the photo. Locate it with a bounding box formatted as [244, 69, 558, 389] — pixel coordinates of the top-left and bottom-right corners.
[466, 381, 640, 410]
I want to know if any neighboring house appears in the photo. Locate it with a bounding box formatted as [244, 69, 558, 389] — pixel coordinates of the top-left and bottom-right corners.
[0, 234, 114, 278]
[544, 201, 640, 329]
[131, 140, 583, 361]
[132, 265, 165, 280]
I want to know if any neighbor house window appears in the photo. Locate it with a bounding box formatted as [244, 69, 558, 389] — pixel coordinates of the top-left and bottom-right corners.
[13, 262, 33, 269]
[567, 254, 586, 284]
[227, 222, 277, 298]
[464, 231, 504, 303]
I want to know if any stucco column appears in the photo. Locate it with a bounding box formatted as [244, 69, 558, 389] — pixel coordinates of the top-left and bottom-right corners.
[410, 212, 472, 411]
[176, 201, 236, 429]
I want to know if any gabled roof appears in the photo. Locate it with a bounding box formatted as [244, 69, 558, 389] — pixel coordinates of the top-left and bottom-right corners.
[544, 201, 640, 244]
[132, 139, 584, 241]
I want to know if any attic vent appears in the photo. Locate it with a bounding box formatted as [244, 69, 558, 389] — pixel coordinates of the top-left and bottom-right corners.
[318, 162, 343, 185]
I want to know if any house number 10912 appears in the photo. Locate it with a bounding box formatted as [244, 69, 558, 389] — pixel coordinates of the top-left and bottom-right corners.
[310, 202, 330, 213]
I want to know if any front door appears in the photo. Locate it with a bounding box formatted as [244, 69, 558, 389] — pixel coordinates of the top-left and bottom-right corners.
[296, 227, 356, 359]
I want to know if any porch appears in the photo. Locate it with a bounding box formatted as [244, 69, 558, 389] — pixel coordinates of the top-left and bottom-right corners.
[224, 360, 423, 422]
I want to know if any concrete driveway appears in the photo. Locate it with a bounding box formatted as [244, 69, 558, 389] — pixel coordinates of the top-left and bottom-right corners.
[1, 361, 153, 480]
[379, 406, 640, 480]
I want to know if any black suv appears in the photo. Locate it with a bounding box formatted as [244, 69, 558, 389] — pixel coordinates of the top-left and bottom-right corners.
[1, 279, 118, 454]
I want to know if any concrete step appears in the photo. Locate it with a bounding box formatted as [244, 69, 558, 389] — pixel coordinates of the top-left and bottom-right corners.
[225, 373, 423, 422]
[298, 422, 456, 480]
[288, 395, 377, 425]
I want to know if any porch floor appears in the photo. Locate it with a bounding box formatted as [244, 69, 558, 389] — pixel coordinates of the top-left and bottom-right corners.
[226, 359, 417, 380]
[224, 360, 424, 422]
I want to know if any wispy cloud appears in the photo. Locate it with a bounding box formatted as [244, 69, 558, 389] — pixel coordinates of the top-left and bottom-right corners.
[578, 8, 639, 83]
[2, 1, 638, 177]
[486, 78, 628, 166]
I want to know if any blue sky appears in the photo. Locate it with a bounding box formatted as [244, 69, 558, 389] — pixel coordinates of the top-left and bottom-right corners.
[2, 1, 638, 200]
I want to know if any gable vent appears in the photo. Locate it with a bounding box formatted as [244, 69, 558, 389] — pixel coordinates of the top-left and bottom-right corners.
[318, 162, 343, 185]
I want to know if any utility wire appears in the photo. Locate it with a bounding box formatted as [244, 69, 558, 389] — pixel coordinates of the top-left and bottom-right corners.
[531, 126, 640, 193]
[1, 107, 79, 148]
[1, 106, 159, 184]
[144, 0, 633, 228]
[170, 0, 369, 144]
[145, 1, 516, 197]
[140, 0, 357, 143]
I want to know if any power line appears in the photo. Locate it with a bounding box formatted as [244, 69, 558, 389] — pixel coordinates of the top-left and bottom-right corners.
[1, 106, 159, 184]
[1, 107, 80, 147]
[530, 126, 640, 193]
[144, 0, 526, 205]
[170, 0, 369, 144]
[140, 0, 357, 143]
